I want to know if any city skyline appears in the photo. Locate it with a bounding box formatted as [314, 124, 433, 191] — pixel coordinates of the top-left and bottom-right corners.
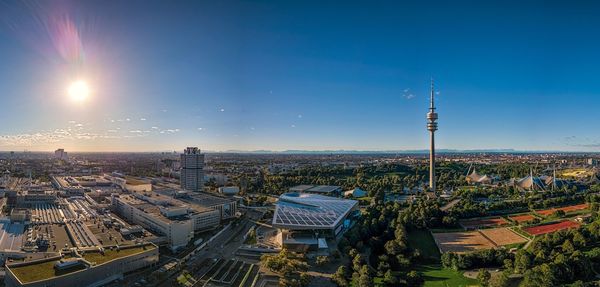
[1, 0, 600, 152]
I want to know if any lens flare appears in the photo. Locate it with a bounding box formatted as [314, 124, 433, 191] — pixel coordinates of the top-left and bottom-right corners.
[68, 80, 90, 102]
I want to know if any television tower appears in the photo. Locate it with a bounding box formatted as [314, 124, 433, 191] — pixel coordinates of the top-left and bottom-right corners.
[427, 79, 438, 191]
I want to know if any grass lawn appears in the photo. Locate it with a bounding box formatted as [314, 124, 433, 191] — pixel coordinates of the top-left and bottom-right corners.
[417, 264, 479, 287]
[509, 227, 534, 240]
[351, 277, 385, 287]
[9, 259, 86, 283]
[407, 229, 441, 261]
[565, 209, 590, 217]
[83, 245, 153, 265]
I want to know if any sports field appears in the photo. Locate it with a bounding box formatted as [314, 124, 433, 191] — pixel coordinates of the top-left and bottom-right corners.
[509, 214, 536, 223]
[479, 227, 528, 246]
[523, 220, 581, 235]
[536, 203, 589, 216]
[459, 217, 508, 229]
[433, 227, 528, 253]
[560, 168, 594, 178]
[432, 231, 496, 253]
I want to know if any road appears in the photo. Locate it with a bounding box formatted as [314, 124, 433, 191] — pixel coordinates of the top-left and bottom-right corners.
[155, 209, 264, 287]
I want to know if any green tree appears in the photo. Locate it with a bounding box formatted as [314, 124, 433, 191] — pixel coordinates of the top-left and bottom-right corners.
[316, 256, 329, 266]
[384, 240, 403, 256]
[348, 248, 359, 259]
[562, 239, 575, 254]
[406, 270, 423, 286]
[502, 259, 513, 272]
[573, 231, 587, 247]
[331, 266, 348, 287]
[522, 264, 555, 287]
[514, 250, 531, 274]
[488, 271, 510, 287]
[352, 254, 363, 273]
[477, 269, 491, 287]
[383, 269, 397, 286]
[552, 210, 566, 218]
[358, 265, 372, 287]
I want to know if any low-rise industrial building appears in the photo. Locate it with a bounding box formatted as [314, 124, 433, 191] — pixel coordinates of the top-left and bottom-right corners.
[5, 243, 158, 287]
[288, 185, 342, 196]
[218, 186, 240, 195]
[111, 193, 220, 251]
[154, 188, 239, 222]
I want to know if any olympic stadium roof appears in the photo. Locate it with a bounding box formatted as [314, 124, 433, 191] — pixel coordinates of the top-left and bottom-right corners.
[272, 193, 358, 230]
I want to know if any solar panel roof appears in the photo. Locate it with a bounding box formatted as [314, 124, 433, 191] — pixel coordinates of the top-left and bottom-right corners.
[272, 193, 357, 230]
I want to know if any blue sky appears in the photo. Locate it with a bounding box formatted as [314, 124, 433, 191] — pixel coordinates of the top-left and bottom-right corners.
[0, 0, 599, 152]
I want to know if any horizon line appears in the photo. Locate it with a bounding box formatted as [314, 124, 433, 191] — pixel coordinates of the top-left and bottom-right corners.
[1, 148, 600, 154]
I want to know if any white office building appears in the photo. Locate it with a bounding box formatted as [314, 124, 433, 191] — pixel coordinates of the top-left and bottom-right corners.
[180, 147, 204, 192]
[111, 193, 220, 251]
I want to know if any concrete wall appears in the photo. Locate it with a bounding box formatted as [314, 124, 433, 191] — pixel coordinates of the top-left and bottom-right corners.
[5, 246, 159, 287]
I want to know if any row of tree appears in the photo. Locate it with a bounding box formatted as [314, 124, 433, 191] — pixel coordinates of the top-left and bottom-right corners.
[334, 196, 449, 286]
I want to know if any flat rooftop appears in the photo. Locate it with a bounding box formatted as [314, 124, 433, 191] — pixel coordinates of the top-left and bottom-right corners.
[187, 192, 236, 207]
[289, 185, 341, 193]
[306, 185, 341, 193]
[117, 194, 200, 224]
[289, 185, 314, 191]
[31, 224, 75, 251]
[8, 245, 156, 283]
[125, 177, 151, 186]
[0, 222, 24, 251]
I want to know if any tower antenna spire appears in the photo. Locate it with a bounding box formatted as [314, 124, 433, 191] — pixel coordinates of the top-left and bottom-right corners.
[430, 78, 435, 110]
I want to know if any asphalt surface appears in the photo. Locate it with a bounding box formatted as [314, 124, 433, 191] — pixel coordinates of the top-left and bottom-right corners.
[155, 209, 263, 287]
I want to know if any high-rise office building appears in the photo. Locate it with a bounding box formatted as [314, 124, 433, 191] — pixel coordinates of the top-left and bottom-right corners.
[180, 147, 204, 191]
[54, 148, 68, 160]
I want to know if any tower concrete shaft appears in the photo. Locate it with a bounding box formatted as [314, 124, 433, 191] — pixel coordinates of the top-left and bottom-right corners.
[427, 80, 438, 191]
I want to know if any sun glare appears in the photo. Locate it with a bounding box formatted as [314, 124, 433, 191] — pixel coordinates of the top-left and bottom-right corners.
[68, 80, 90, 102]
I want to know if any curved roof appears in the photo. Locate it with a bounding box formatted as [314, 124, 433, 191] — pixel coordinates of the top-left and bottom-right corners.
[466, 170, 483, 182]
[516, 175, 545, 191]
[467, 169, 494, 184]
[272, 193, 357, 230]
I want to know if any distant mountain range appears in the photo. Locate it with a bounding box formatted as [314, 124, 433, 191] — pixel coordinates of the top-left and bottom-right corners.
[209, 148, 597, 155]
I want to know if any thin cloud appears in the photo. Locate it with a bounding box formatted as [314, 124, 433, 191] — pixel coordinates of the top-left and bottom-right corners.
[402, 88, 415, 100]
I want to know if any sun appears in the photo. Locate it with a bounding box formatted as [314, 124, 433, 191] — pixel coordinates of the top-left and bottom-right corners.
[68, 80, 90, 102]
